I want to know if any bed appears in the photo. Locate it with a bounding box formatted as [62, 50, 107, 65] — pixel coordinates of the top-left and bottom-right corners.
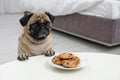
[1, 0, 120, 46]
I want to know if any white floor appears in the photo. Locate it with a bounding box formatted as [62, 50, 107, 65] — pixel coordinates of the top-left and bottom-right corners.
[0, 14, 120, 65]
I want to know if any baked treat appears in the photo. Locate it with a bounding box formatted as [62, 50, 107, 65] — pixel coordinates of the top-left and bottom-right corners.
[52, 56, 62, 65]
[58, 53, 74, 60]
[72, 56, 80, 65]
[52, 53, 80, 68]
[62, 60, 77, 68]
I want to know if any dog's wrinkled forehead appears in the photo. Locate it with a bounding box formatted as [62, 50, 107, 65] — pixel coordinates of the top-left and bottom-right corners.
[19, 11, 55, 27]
[29, 12, 50, 24]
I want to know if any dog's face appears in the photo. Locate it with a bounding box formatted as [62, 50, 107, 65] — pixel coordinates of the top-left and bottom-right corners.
[19, 11, 55, 40]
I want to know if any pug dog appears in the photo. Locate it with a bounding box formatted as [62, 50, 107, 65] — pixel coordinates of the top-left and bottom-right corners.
[18, 11, 55, 61]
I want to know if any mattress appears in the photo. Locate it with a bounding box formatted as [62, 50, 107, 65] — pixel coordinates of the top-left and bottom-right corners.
[53, 13, 120, 46]
[0, 0, 120, 19]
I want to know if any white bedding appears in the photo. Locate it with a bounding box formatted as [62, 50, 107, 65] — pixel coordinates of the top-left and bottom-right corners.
[80, 0, 120, 19]
[19, 0, 102, 16]
[0, 0, 120, 19]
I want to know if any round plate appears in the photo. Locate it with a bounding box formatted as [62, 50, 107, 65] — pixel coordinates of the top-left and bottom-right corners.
[48, 53, 88, 70]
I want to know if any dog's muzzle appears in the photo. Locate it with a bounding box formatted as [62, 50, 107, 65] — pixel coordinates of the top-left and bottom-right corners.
[29, 21, 50, 40]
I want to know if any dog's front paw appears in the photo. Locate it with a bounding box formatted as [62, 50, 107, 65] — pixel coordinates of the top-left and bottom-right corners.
[45, 49, 55, 57]
[17, 53, 29, 61]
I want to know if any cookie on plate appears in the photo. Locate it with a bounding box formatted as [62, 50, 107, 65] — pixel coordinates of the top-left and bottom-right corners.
[72, 56, 80, 65]
[52, 53, 80, 68]
[58, 53, 74, 60]
[62, 60, 77, 68]
[52, 56, 62, 65]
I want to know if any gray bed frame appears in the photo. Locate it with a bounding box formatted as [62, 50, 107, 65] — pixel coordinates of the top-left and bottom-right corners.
[53, 13, 120, 46]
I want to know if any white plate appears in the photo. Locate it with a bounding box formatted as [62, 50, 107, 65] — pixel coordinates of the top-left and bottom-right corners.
[48, 53, 88, 70]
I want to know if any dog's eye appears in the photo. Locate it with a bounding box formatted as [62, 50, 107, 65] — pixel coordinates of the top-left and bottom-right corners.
[30, 23, 36, 29]
[33, 23, 37, 27]
[44, 21, 50, 25]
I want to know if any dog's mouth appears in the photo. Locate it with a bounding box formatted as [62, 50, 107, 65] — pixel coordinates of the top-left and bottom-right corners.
[29, 21, 50, 40]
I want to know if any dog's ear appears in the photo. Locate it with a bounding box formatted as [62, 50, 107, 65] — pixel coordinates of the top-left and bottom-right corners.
[19, 11, 33, 26]
[45, 12, 55, 23]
